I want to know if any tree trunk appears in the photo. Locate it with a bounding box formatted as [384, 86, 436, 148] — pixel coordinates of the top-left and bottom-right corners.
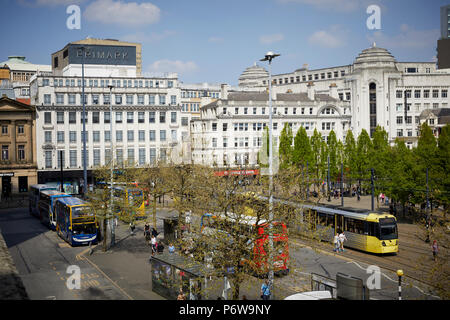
[103, 218, 107, 252]
[153, 195, 157, 229]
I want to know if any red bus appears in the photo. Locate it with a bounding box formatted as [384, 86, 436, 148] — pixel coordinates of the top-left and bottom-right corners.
[200, 212, 289, 276]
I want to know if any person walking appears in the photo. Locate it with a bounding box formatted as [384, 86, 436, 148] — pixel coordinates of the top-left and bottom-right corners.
[338, 231, 347, 252]
[260, 280, 271, 300]
[431, 240, 439, 261]
[129, 221, 135, 235]
[177, 288, 186, 300]
[151, 235, 157, 256]
[333, 232, 340, 253]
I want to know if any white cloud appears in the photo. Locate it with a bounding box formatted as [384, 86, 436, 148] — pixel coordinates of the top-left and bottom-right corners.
[259, 33, 284, 45]
[84, 0, 160, 27]
[122, 31, 176, 44]
[146, 60, 199, 75]
[367, 25, 439, 49]
[277, 0, 375, 13]
[308, 25, 347, 48]
[18, 0, 85, 6]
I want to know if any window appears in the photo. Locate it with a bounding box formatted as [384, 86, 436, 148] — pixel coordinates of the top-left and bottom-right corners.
[93, 149, 100, 166]
[43, 79, 49, 86]
[139, 130, 145, 142]
[149, 95, 155, 105]
[138, 111, 145, 123]
[433, 89, 439, 98]
[1, 145, 8, 160]
[57, 131, 64, 143]
[149, 130, 156, 141]
[127, 112, 134, 123]
[244, 107, 248, 115]
[235, 107, 239, 115]
[92, 112, 100, 124]
[56, 94, 64, 104]
[17, 125, 24, 134]
[171, 130, 177, 141]
[160, 130, 166, 141]
[223, 137, 228, 148]
[171, 112, 177, 123]
[45, 131, 52, 143]
[149, 148, 156, 164]
[127, 148, 135, 164]
[138, 95, 144, 105]
[104, 112, 111, 124]
[116, 130, 123, 142]
[104, 131, 111, 142]
[93, 131, 100, 142]
[126, 95, 134, 105]
[139, 148, 145, 165]
[424, 90, 430, 98]
[149, 111, 155, 123]
[171, 95, 176, 105]
[212, 123, 217, 131]
[397, 129, 403, 137]
[105, 149, 111, 165]
[182, 117, 188, 126]
[127, 130, 134, 142]
[442, 90, 448, 98]
[68, 94, 76, 105]
[160, 111, 166, 123]
[45, 151, 52, 168]
[92, 94, 99, 105]
[414, 90, 421, 98]
[44, 94, 51, 104]
[44, 112, 52, 124]
[396, 116, 403, 124]
[159, 95, 166, 105]
[70, 150, 77, 168]
[116, 112, 122, 123]
[57, 112, 64, 124]
[69, 131, 76, 143]
[81, 131, 88, 143]
[115, 95, 122, 104]
[103, 94, 110, 104]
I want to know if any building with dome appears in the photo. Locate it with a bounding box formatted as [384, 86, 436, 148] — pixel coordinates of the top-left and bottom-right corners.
[238, 63, 268, 88]
[236, 43, 450, 148]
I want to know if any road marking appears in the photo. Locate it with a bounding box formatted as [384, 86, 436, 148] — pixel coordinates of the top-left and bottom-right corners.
[77, 249, 133, 300]
[58, 243, 71, 248]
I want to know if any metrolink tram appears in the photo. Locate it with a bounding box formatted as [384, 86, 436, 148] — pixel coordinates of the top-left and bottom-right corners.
[246, 194, 398, 255]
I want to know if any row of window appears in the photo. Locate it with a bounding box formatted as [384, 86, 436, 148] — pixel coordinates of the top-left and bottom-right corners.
[46, 129, 178, 144]
[44, 93, 177, 106]
[223, 106, 316, 116]
[43, 111, 187, 125]
[44, 147, 168, 169]
[262, 70, 347, 85]
[1, 124, 26, 135]
[181, 91, 219, 98]
[181, 103, 200, 112]
[396, 103, 446, 112]
[1, 145, 26, 161]
[43, 78, 174, 89]
[396, 89, 448, 99]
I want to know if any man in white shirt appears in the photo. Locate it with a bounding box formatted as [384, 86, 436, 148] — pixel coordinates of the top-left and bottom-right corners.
[338, 232, 347, 252]
[333, 233, 340, 252]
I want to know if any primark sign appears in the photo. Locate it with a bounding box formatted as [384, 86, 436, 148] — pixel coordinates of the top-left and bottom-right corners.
[68, 44, 136, 66]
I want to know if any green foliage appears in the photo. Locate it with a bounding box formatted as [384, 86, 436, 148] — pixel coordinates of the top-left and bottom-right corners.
[279, 123, 293, 168]
[292, 126, 312, 168]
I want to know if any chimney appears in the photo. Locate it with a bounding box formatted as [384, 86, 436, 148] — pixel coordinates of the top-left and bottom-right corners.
[329, 83, 338, 99]
[220, 84, 229, 100]
[307, 82, 315, 100]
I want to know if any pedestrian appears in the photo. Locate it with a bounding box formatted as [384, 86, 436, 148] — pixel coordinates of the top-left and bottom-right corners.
[168, 243, 175, 254]
[338, 231, 347, 252]
[177, 288, 186, 300]
[431, 240, 439, 261]
[151, 235, 157, 256]
[152, 227, 158, 238]
[260, 280, 271, 300]
[333, 232, 340, 253]
[130, 221, 135, 235]
[144, 222, 150, 238]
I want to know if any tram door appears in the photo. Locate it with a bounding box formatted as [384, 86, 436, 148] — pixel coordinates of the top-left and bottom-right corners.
[335, 214, 344, 233]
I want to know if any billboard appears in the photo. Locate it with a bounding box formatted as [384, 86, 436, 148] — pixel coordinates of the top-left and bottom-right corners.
[67, 44, 136, 66]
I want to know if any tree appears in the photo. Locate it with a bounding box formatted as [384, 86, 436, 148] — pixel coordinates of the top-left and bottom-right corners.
[355, 129, 372, 195]
[327, 130, 339, 180]
[310, 129, 324, 192]
[292, 126, 312, 169]
[370, 126, 390, 207]
[435, 124, 450, 212]
[278, 123, 293, 169]
[344, 130, 357, 189]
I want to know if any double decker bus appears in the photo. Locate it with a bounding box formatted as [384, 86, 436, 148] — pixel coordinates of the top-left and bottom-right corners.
[54, 197, 98, 246]
[29, 184, 58, 217]
[200, 212, 289, 277]
[38, 190, 71, 230]
[113, 186, 145, 220]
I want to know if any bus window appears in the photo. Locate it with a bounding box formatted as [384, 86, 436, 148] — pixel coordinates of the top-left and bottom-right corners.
[72, 223, 97, 235]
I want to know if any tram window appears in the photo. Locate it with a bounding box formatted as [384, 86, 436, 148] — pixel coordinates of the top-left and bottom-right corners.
[327, 214, 334, 227]
[345, 218, 364, 234]
[318, 212, 327, 225]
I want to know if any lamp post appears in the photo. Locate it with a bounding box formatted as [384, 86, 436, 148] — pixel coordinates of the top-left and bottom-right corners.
[260, 51, 280, 299]
[397, 269, 403, 300]
[81, 46, 88, 198]
[108, 84, 115, 246]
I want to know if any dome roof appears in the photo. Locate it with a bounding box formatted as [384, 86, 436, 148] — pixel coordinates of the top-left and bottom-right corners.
[0, 56, 31, 66]
[238, 63, 268, 87]
[353, 43, 397, 66]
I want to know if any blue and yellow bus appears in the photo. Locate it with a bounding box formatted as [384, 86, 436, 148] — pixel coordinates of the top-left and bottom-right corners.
[29, 184, 58, 217]
[113, 186, 146, 220]
[54, 197, 98, 246]
[38, 190, 71, 230]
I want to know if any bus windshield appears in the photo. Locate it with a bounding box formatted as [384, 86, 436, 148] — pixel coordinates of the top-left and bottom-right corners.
[72, 223, 97, 235]
[72, 206, 94, 219]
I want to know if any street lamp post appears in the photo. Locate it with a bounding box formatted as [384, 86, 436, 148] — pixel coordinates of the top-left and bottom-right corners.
[397, 269, 403, 300]
[81, 46, 88, 198]
[260, 51, 280, 300]
[108, 84, 115, 246]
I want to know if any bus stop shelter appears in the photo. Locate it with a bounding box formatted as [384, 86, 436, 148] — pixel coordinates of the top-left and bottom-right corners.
[151, 251, 208, 300]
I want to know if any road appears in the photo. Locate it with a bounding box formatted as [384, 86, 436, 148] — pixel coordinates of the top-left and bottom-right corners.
[0, 207, 129, 300]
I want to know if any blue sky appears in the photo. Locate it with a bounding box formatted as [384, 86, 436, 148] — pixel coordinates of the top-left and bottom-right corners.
[0, 0, 447, 85]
